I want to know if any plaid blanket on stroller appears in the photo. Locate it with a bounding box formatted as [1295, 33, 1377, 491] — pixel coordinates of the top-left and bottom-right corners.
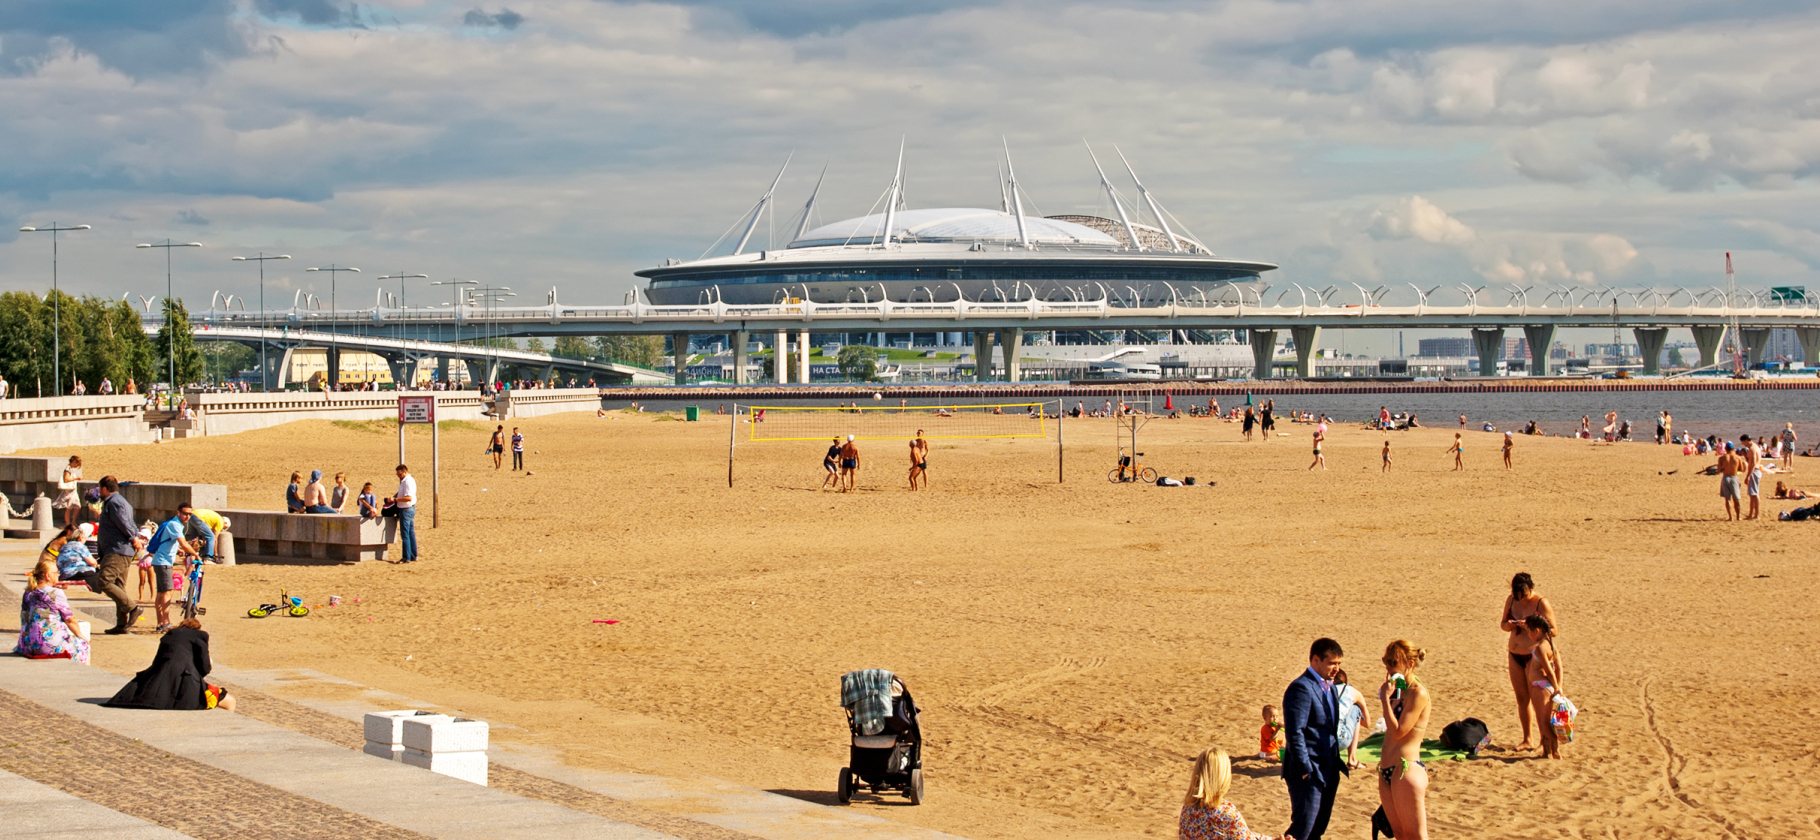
[841, 669, 895, 736]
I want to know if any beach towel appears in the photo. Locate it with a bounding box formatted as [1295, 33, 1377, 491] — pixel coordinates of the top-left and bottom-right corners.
[840, 669, 895, 736]
[1353, 732, 1472, 767]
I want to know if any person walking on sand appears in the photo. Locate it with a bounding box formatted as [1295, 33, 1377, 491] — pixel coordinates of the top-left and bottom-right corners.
[1242, 406, 1256, 442]
[1657, 411, 1672, 445]
[1282, 638, 1347, 840]
[1381, 439, 1392, 472]
[1260, 400, 1275, 440]
[821, 437, 842, 491]
[839, 435, 861, 492]
[1308, 423, 1326, 471]
[1377, 640, 1432, 840]
[488, 425, 506, 470]
[908, 430, 928, 490]
[1782, 423, 1798, 469]
[511, 427, 525, 471]
[1718, 442, 1744, 521]
[94, 479, 143, 634]
[1499, 573, 1558, 751]
[1742, 434, 1763, 520]
[1448, 433, 1464, 471]
[386, 464, 419, 563]
[1502, 432, 1514, 470]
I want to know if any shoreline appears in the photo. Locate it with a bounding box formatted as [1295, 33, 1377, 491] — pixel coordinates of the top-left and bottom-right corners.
[597, 377, 1820, 400]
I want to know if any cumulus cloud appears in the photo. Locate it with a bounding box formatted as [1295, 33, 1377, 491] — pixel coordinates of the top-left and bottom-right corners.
[1369, 196, 1477, 245]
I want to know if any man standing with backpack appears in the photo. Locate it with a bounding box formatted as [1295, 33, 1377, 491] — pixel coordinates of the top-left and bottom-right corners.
[148, 505, 202, 632]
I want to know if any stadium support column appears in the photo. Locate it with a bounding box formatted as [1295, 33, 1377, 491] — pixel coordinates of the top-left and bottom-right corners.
[1797, 327, 1820, 368]
[732, 331, 748, 385]
[797, 329, 810, 383]
[974, 332, 996, 382]
[1741, 328, 1771, 368]
[997, 328, 1023, 383]
[1633, 327, 1668, 376]
[1691, 325, 1727, 369]
[1248, 329, 1277, 379]
[1523, 325, 1556, 376]
[672, 332, 689, 385]
[1471, 327, 1504, 377]
[773, 330, 788, 383]
[1290, 326, 1320, 379]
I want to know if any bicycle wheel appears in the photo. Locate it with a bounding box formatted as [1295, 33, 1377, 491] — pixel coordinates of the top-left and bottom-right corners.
[1107, 468, 1126, 483]
[1140, 468, 1158, 483]
[287, 604, 311, 617]
[247, 606, 272, 618]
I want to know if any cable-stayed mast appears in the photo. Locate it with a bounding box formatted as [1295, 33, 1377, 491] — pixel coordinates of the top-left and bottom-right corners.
[792, 161, 829, 242]
[881, 139, 905, 248]
[1115, 146, 1181, 253]
[1085, 140, 1143, 251]
[1003, 137, 1030, 248]
[733, 153, 792, 255]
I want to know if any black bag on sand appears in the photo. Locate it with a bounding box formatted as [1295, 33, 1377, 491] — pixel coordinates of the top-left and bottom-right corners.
[1372, 805, 1395, 838]
[1440, 717, 1491, 755]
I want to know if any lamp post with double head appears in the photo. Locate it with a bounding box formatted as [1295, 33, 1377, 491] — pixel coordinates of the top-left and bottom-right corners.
[19, 223, 91, 396]
[231, 253, 290, 391]
[136, 240, 203, 404]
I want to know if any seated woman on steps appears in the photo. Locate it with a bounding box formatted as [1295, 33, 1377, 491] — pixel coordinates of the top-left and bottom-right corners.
[15, 559, 90, 664]
[105, 617, 237, 712]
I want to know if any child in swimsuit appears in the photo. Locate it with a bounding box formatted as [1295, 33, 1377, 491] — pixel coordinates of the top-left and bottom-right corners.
[1523, 614, 1567, 760]
[1258, 704, 1285, 761]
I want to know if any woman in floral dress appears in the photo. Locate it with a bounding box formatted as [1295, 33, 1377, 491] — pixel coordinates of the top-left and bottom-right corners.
[16, 559, 90, 664]
[1179, 746, 1288, 840]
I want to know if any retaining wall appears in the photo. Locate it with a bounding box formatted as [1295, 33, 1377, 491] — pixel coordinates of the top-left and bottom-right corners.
[0, 395, 156, 454]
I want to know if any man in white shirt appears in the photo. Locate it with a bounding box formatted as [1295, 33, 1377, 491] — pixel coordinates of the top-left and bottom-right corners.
[385, 463, 419, 563]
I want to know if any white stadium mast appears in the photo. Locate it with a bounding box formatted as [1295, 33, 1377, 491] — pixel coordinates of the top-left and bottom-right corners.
[1085, 140, 1144, 252]
[733, 153, 792, 256]
[1116, 146, 1181, 253]
[881, 139, 905, 249]
[793, 161, 829, 242]
[1002, 138, 1031, 248]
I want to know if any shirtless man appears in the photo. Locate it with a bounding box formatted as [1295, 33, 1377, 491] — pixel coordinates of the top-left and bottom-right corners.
[839, 434, 860, 492]
[1741, 434, 1763, 520]
[1718, 442, 1744, 521]
[488, 425, 506, 470]
[908, 430, 928, 490]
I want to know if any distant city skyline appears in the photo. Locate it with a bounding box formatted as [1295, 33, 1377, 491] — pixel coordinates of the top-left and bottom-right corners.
[4, 1, 1818, 355]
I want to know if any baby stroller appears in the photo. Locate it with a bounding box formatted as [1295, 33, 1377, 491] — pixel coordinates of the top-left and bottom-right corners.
[837, 669, 923, 805]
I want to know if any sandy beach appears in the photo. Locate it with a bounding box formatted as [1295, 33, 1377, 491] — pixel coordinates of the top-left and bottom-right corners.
[26, 410, 1820, 838]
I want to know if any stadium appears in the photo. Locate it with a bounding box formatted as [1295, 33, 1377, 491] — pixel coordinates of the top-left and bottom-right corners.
[636, 147, 1278, 310]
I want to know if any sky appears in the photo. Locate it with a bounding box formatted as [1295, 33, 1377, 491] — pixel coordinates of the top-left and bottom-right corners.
[3, 0, 1819, 354]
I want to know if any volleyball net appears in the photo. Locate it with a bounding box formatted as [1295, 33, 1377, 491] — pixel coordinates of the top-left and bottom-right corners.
[745, 402, 1050, 442]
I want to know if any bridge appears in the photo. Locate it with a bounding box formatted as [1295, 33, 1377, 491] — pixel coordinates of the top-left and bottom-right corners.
[157, 325, 671, 388]
[178, 284, 1820, 383]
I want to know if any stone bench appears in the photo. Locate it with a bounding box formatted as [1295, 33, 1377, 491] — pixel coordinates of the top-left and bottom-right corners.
[75, 480, 228, 527]
[218, 508, 397, 564]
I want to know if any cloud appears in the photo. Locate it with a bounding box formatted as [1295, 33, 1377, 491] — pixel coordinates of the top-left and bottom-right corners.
[0, 0, 248, 77]
[254, 0, 366, 28]
[176, 209, 211, 226]
[601, 0, 996, 38]
[463, 8, 526, 30]
[1368, 196, 1477, 245]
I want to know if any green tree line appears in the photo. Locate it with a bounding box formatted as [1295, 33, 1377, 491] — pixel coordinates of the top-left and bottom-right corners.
[0, 290, 209, 397]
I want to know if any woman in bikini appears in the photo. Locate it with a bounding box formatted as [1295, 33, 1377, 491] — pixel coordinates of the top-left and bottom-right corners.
[1523, 615, 1566, 760]
[1377, 640, 1430, 840]
[1500, 572, 1559, 750]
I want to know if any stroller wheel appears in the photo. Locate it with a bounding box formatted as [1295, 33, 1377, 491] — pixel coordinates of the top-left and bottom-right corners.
[836, 768, 852, 805]
[908, 768, 924, 806]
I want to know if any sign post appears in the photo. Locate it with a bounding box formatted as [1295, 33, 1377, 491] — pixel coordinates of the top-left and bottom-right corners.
[398, 396, 439, 528]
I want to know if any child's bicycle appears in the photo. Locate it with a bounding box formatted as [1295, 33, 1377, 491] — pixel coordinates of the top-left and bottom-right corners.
[179, 557, 207, 620]
[1108, 449, 1157, 484]
[247, 588, 311, 618]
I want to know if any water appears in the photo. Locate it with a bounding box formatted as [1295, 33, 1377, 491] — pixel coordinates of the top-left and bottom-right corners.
[599, 387, 1820, 442]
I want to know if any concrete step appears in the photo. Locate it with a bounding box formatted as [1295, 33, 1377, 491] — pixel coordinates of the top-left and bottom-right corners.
[0, 769, 198, 840]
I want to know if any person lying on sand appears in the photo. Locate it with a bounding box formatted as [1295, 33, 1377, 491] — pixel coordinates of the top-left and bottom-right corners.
[1774, 481, 1812, 500]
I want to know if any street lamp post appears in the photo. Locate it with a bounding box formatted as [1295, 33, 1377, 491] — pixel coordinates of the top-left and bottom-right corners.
[19, 222, 91, 396]
[136, 240, 203, 403]
[470, 286, 514, 391]
[306, 265, 360, 390]
[431, 279, 478, 383]
[377, 271, 428, 344]
[232, 253, 291, 391]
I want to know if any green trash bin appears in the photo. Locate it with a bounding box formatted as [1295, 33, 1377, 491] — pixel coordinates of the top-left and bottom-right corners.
[685, 406, 700, 422]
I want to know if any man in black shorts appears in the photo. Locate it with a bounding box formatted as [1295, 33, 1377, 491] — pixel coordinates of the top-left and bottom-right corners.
[488, 425, 505, 470]
[821, 436, 841, 491]
[839, 434, 861, 492]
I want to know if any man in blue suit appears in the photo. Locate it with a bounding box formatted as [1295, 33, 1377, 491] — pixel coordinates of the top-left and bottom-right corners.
[1283, 637, 1346, 840]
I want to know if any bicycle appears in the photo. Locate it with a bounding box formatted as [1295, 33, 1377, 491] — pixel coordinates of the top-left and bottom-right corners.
[180, 557, 207, 620]
[1108, 449, 1157, 484]
[247, 588, 311, 619]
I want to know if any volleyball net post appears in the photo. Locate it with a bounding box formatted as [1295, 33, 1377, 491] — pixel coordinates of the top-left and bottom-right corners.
[735, 400, 1062, 484]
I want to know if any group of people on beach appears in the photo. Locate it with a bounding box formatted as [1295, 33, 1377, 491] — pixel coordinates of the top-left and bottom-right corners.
[1178, 573, 1567, 840]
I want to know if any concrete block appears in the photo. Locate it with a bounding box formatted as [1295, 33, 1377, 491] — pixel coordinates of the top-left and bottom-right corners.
[401, 748, 488, 786]
[402, 716, 488, 754]
[364, 710, 448, 745]
[363, 740, 403, 761]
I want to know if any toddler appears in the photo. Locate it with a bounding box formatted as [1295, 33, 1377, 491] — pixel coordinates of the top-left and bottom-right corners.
[1258, 704, 1285, 760]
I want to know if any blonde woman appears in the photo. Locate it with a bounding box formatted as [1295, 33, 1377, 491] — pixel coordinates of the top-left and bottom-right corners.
[1377, 640, 1432, 840]
[1178, 746, 1287, 840]
[16, 559, 90, 664]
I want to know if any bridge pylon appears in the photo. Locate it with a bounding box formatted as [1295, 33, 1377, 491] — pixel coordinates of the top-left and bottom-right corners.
[1522, 325, 1556, 376]
[1691, 325, 1728, 369]
[1248, 329, 1278, 379]
[1633, 328, 1668, 376]
[1471, 328, 1505, 377]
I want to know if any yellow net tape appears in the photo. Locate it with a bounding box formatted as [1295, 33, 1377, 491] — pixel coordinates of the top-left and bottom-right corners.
[746, 403, 1049, 442]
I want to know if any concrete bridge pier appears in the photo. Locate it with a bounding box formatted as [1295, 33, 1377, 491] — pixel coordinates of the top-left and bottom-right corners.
[772, 330, 788, 383]
[731, 331, 749, 385]
[261, 345, 296, 391]
[1248, 329, 1278, 379]
[1290, 326, 1320, 379]
[325, 345, 342, 389]
[1797, 327, 1820, 368]
[974, 332, 996, 382]
[437, 357, 451, 386]
[1691, 325, 1728, 369]
[796, 330, 810, 383]
[996, 328, 1023, 383]
[384, 355, 417, 389]
[672, 332, 690, 385]
[1741, 328, 1771, 368]
[464, 358, 499, 389]
[1633, 327, 1669, 375]
[1471, 327, 1504, 377]
[1523, 325, 1556, 376]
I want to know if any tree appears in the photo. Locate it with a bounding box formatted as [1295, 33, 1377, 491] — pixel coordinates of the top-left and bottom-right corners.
[596, 335, 665, 369]
[836, 344, 879, 382]
[525, 336, 547, 354]
[552, 336, 593, 359]
[155, 298, 204, 387]
[0, 291, 49, 396]
[112, 300, 156, 388]
[1668, 346, 1686, 368]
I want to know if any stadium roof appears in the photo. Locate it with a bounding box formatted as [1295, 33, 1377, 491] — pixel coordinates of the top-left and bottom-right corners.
[791, 208, 1119, 249]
